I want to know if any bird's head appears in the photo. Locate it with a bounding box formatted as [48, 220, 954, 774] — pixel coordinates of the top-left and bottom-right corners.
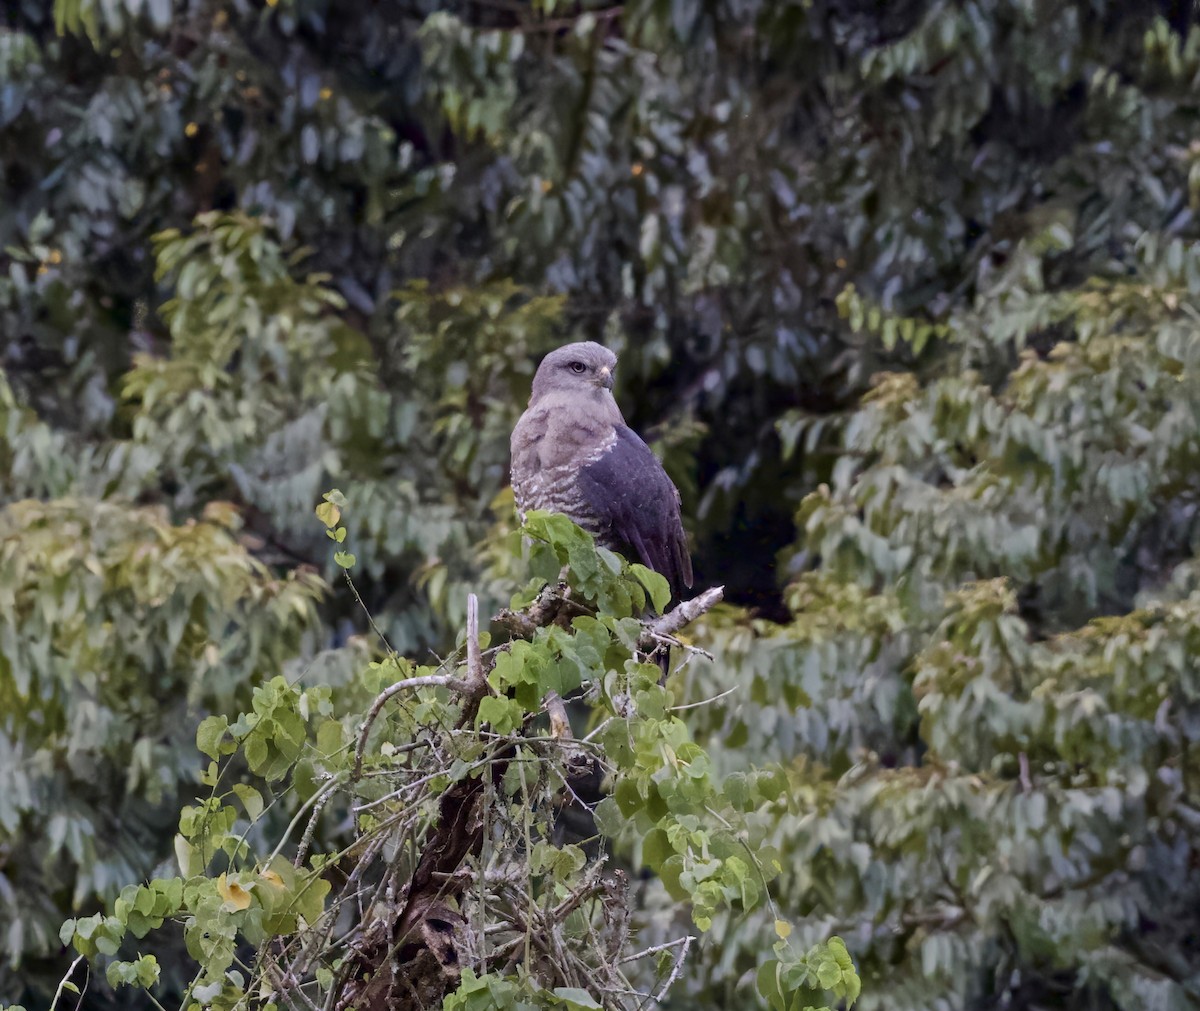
[529, 341, 618, 403]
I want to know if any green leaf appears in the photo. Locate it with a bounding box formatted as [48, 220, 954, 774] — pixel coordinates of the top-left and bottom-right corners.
[756, 960, 787, 1011]
[641, 827, 672, 868]
[232, 783, 264, 821]
[316, 718, 344, 757]
[816, 958, 841, 990]
[293, 873, 331, 926]
[244, 734, 268, 773]
[551, 988, 603, 1009]
[630, 564, 670, 613]
[592, 797, 623, 838]
[614, 778, 644, 818]
[476, 695, 522, 734]
[196, 715, 229, 760]
[134, 955, 160, 988]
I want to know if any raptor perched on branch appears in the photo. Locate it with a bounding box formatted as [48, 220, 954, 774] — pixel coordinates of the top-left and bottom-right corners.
[511, 341, 693, 599]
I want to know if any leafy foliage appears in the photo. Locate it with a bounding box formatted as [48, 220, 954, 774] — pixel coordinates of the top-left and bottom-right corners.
[48, 507, 856, 1011]
[0, 497, 323, 985]
[665, 186, 1200, 1011]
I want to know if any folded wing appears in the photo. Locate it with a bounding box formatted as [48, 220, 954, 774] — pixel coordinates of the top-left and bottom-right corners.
[574, 425, 693, 597]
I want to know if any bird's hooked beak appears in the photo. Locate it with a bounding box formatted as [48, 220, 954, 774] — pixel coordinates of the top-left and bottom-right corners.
[598, 365, 614, 390]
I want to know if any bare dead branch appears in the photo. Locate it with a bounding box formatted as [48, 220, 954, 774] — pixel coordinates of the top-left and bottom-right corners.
[294, 780, 338, 868]
[641, 586, 725, 645]
[616, 935, 694, 966]
[654, 935, 694, 1002]
[465, 593, 485, 694]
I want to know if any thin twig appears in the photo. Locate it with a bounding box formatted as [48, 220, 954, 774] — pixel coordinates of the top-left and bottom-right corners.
[670, 685, 738, 711]
[265, 773, 343, 868]
[616, 934, 694, 966]
[549, 857, 607, 921]
[343, 570, 397, 658]
[583, 716, 614, 742]
[653, 934, 694, 1002]
[550, 763, 602, 812]
[451, 592, 496, 730]
[263, 958, 323, 1011]
[601, 986, 656, 1000]
[294, 779, 339, 868]
[48, 954, 85, 1011]
[647, 639, 715, 663]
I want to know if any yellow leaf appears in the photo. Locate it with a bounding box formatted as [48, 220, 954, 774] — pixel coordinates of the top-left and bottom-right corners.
[202, 500, 242, 529]
[774, 919, 792, 939]
[258, 869, 285, 889]
[217, 873, 252, 911]
[315, 501, 341, 528]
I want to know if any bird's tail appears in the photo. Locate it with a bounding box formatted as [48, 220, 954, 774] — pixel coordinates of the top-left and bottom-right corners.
[655, 644, 670, 682]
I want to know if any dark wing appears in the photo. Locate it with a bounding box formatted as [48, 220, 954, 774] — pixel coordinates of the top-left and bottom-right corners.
[575, 425, 693, 597]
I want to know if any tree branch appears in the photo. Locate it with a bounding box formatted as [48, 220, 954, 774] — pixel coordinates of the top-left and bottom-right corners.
[353, 674, 461, 780]
[641, 585, 724, 645]
[493, 575, 574, 638]
[339, 580, 724, 1009]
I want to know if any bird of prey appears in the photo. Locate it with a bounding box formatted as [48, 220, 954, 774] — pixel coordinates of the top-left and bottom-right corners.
[510, 341, 692, 599]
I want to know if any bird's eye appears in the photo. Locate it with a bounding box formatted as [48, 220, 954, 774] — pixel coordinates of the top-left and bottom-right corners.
[569, 361, 587, 374]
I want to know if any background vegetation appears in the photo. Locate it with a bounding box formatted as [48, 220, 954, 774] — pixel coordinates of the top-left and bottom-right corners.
[4, 0, 1200, 1007]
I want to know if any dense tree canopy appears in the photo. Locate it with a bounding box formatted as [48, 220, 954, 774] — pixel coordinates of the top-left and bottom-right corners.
[5, 0, 1200, 1008]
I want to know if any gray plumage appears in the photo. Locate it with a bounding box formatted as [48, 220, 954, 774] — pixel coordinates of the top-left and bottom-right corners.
[511, 342, 693, 597]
